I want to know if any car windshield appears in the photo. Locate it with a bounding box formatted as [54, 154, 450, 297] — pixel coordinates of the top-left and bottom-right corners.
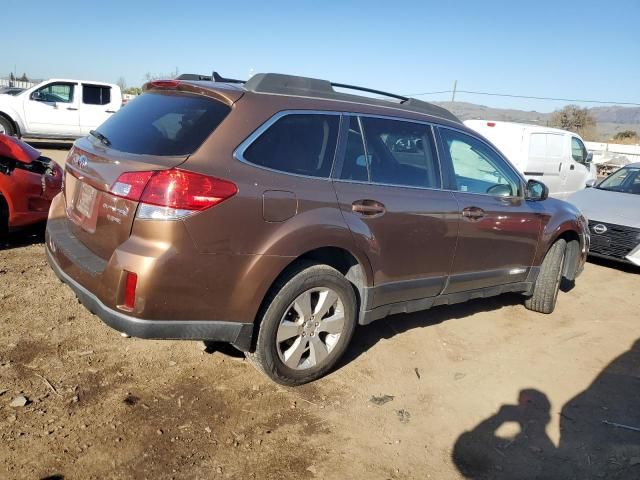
[597, 166, 640, 194]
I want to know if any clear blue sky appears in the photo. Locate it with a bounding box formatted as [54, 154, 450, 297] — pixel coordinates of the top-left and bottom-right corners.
[3, 0, 639, 112]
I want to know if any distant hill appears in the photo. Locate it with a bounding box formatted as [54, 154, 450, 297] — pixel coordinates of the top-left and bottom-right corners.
[433, 101, 640, 141]
[588, 106, 640, 124]
[434, 101, 550, 124]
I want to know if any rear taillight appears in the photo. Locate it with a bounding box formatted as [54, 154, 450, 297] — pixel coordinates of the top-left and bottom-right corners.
[110, 168, 237, 220]
[111, 171, 154, 201]
[487, 122, 496, 127]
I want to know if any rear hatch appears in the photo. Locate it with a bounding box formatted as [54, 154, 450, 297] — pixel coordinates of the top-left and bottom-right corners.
[64, 85, 239, 260]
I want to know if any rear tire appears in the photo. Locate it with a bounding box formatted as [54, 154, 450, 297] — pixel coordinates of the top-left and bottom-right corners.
[524, 239, 567, 314]
[0, 116, 16, 136]
[246, 262, 357, 385]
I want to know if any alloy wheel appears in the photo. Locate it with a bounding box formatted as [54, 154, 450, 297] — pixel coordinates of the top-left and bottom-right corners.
[276, 287, 345, 370]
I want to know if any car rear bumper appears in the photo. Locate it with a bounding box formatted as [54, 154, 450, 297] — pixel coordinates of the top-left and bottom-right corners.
[46, 246, 254, 350]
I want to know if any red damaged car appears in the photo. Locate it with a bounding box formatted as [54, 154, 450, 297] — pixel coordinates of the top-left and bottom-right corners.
[0, 134, 62, 234]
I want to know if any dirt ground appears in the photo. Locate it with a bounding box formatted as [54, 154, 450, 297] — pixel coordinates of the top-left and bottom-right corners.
[1, 145, 639, 480]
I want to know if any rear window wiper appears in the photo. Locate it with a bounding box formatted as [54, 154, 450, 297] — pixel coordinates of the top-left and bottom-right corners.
[89, 130, 111, 147]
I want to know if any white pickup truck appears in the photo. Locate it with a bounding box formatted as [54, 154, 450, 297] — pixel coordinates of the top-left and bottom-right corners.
[0, 79, 122, 140]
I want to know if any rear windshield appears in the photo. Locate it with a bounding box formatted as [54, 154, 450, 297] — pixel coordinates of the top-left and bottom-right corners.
[95, 91, 230, 156]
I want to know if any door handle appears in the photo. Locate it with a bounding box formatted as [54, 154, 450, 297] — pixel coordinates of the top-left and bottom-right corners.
[570, 164, 575, 170]
[462, 206, 486, 220]
[352, 200, 386, 217]
[106, 110, 116, 113]
[66, 107, 78, 111]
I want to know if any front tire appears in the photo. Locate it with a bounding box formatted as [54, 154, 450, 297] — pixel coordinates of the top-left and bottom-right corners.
[247, 262, 357, 385]
[524, 239, 567, 314]
[0, 116, 16, 136]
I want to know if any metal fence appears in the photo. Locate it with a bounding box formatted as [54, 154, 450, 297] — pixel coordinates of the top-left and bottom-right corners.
[0, 79, 37, 89]
[585, 141, 640, 175]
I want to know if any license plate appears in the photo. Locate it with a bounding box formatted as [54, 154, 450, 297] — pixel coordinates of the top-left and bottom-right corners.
[76, 183, 97, 218]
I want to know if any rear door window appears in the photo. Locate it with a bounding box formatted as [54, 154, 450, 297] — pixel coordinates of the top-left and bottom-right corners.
[347, 117, 440, 188]
[83, 84, 111, 105]
[242, 113, 339, 177]
[94, 91, 230, 156]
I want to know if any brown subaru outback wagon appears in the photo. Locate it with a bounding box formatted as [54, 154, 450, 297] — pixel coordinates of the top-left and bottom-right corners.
[46, 72, 589, 385]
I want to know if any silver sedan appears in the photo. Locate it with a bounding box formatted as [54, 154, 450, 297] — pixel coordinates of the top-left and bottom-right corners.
[568, 162, 640, 266]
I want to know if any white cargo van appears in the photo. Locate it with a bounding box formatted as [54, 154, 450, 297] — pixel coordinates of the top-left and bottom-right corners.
[464, 120, 597, 199]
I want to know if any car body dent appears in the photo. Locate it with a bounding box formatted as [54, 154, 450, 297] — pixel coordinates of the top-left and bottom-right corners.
[0, 134, 62, 229]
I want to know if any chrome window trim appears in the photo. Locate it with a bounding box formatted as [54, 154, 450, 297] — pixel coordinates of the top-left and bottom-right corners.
[437, 124, 527, 199]
[331, 176, 455, 194]
[233, 108, 520, 199]
[233, 110, 343, 181]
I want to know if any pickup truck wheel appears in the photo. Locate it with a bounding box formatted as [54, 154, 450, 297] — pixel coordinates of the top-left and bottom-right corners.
[0, 116, 15, 136]
[247, 262, 357, 385]
[524, 239, 567, 314]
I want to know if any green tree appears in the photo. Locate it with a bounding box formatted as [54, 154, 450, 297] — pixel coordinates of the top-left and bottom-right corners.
[613, 130, 638, 141]
[123, 87, 142, 95]
[143, 67, 180, 82]
[549, 105, 597, 140]
[18, 73, 29, 82]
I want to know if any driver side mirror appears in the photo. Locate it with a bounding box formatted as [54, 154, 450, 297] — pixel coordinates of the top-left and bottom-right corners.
[585, 151, 593, 163]
[31, 91, 43, 101]
[526, 179, 549, 201]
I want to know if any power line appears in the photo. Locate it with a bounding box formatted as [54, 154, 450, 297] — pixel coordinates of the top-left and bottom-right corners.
[407, 89, 640, 106]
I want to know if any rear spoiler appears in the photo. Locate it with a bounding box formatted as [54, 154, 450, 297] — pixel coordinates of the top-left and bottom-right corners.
[176, 72, 244, 84]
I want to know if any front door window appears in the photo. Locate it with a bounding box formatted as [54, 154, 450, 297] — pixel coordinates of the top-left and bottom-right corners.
[571, 137, 588, 164]
[440, 128, 521, 197]
[33, 83, 75, 103]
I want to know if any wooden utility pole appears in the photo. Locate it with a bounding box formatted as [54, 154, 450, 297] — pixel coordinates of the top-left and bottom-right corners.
[451, 80, 457, 102]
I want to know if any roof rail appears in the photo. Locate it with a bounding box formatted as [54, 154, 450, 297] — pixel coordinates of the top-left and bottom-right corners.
[244, 73, 461, 123]
[176, 72, 461, 123]
[330, 82, 408, 102]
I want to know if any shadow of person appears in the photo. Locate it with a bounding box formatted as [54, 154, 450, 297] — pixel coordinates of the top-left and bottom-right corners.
[453, 389, 555, 479]
[453, 340, 640, 479]
[558, 338, 640, 479]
